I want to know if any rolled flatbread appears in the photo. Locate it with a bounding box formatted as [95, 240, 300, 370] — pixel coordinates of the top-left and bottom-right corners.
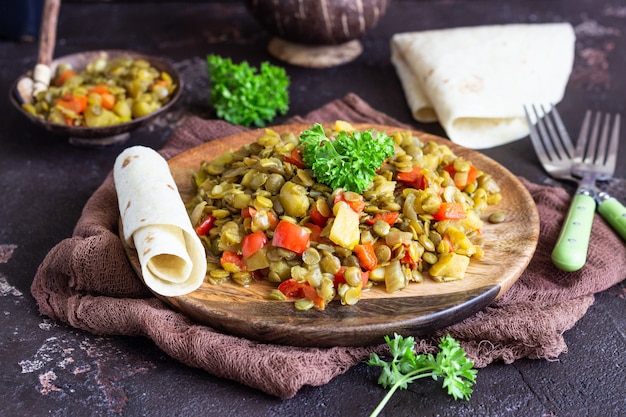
[391, 23, 575, 149]
[113, 146, 206, 296]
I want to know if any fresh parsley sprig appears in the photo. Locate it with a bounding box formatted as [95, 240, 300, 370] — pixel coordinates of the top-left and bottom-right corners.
[206, 54, 289, 127]
[299, 123, 395, 194]
[367, 333, 477, 417]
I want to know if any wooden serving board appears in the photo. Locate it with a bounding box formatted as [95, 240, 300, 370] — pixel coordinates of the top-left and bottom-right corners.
[126, 124, 540, 347]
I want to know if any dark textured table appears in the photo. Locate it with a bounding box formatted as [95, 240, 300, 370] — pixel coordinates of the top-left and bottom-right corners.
[1, 1, 625, 416]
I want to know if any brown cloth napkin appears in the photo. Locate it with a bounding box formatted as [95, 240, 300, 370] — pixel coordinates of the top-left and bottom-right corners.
[31, 93, 626, 399]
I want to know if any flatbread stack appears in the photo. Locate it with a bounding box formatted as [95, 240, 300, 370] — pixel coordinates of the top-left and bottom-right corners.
[391, 23, 576, 149]
[114, 146, 206, 297]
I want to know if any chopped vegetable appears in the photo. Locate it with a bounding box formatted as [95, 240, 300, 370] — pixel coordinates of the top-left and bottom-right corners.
[278, 279, 326, 310]
[334, 266, 369, 290]
[282, 148, 306, 169]
[444, 162, 479, 190]
[195, 215, 216, 236]
[433, 202, 467, 221]
[54, 68, 77, 87]
[329, 201, 360, 250]
[241, 231, 269, 258]
[365, 211, 399, 226]
[88, 84, 116, 110]
[244, 246, 271, 271]
[206, 54, 290, 127]
[397, 166, 428, 190]
[299, 123, 395, 194]
[354, 242, 378, 271]
[334, 191, 366, 213]
[56, 93, 87, 115]
[220, 250, 246, 273]
[429, 252, 471, 281]
[272, 220, 310, 254]
[309, 202, 330, 227]
[367, 334, 477, 417]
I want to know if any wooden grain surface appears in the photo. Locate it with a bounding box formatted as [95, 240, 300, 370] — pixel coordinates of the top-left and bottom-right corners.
[129, 123, 540, 347]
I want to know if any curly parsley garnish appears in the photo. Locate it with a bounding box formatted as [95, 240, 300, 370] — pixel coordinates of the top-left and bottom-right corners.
[299, 123, 395, 194]
[206, 54, 289, 127]
[367, 334, 477, 417]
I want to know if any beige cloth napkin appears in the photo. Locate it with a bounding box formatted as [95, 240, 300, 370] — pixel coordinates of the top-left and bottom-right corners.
[31, 93, 626, 398]
[391, 23, 575, 149]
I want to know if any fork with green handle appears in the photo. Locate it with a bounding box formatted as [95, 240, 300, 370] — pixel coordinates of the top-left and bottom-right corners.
[579, 112, 626, 242]
[524, 105, 624, 271]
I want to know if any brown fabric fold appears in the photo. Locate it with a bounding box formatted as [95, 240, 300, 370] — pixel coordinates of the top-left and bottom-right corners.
[31, 93, 626, 398]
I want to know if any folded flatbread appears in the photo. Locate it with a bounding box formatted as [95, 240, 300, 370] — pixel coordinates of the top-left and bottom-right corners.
[114, 146, 206, 296]
[391, 23, 576, 149]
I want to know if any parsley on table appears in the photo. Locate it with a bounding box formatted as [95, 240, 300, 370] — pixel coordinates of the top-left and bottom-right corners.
[367, 333, 477, 417]
[206, 54, 289, 127]
[299, 123, 395, 194]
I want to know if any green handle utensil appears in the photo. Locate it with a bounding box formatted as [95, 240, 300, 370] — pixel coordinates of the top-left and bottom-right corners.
[551, 193, 596, 272]
[597, 192, 626, 241]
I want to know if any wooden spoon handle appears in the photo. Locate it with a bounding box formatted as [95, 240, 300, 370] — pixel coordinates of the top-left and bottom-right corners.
[37, 0, 61, 66]
[32, 0, 61, 95]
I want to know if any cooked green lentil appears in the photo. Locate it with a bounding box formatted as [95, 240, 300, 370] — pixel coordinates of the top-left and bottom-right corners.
[22, 56, 176, 127]
[186, 122, 502, 310]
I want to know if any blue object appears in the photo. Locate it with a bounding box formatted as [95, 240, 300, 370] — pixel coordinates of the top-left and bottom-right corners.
[0, 0, 44, 41]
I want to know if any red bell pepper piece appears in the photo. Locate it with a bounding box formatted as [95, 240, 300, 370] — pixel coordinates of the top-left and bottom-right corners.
[334, 192, 366, 214]
[365, 211, 399, 226]
[304, 223, 323, 243]
[309, 204, 330, 227]
[282, 148, 306, 169]
[354, 242, 378, 271]
[220, 250, 247, 272]
[443, 163, 478, 190]
[277, 279, 326, 309]
[54, 69, 78, 87]
[195, 215, 216, 236]
[241, 231, 268, 258]
[56, 93, 88, 115]
[333, 266, 370, 289]
[433, 202, 467, 221]
[241, 206, 257, 219]
[271, 220, 310, 254]
[401, 245, 418, 268]
[397, 166, 428, 190]
[88, 84, 116, 110]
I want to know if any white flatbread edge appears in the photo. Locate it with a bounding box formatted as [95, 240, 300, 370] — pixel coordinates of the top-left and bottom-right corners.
[391, 23, 576, 149]
[113, 145, 206, 297]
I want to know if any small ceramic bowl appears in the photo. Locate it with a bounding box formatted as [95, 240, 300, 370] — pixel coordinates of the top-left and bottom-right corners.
[10, 50, 182, 146]
[245, 0, 391, 67]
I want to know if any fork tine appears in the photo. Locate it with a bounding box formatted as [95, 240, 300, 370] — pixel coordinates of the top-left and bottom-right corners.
[525, 103, 575, 163]
[604, 113, 620, 173]
[575, 111, 621, 180]
[523, 104, 551, 166]
[525, 104, 559, 163]
[583, 111, 602, 166]
[575, 110, 593, 164]
[544, 104, 575, 160]
[594, 113, 611, 166]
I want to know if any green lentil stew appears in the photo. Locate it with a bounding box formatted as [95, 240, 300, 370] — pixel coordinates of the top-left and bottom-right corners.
[22, 56, 177, 127]
[186, 122, 502, 310]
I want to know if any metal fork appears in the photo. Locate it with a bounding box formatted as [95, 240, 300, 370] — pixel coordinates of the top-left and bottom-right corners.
[524, 105, 623, 271]
[575, 111, 626, 242]
[524, 104, 576, 182]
